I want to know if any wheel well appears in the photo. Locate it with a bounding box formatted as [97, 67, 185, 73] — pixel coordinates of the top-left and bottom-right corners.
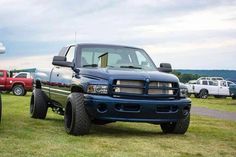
[71, 85, 84, 93]
[200, 89, 208, 94]
[12, 83, 24, 89]
[35, 80, 41, 89]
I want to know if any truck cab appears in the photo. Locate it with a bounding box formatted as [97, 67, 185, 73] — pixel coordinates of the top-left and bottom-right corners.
[31, 43, 191, 135]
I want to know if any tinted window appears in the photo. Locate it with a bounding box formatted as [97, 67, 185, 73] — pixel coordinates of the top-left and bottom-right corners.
[202, 81, 208, 85]
[66, 46, 75, 62]
[220, 81, 227, 87]
[80, 47, 156, 70]
[209, 81, 218, 86]
[0, 72, 3, 77]
[15, 73, 27, 78]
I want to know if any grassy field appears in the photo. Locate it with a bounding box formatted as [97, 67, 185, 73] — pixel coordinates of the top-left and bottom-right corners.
[0, 93, 236, 157]
[191, 96, 236, 112]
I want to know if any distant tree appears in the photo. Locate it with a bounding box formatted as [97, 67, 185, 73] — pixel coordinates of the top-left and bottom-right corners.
[172, 70, 203, 83]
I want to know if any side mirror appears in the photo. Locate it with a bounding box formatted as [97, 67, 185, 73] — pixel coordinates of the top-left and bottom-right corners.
[0, 43, 6, 54]
[158, 63, 172, 73]
[52, 56, 73, 67]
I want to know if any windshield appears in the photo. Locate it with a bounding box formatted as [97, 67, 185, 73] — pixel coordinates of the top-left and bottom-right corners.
[80, 47, 156, 70]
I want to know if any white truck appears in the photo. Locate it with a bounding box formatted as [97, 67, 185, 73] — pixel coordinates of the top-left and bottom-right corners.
[186, 79, 235, 99]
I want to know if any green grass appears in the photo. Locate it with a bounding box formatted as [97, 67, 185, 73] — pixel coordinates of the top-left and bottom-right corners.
[0, 93, 236, 157]
[191, 96, 236, 112]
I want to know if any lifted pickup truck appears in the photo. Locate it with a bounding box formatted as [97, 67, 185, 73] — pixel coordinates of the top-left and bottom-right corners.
[0, 70, 33, 96]
[31, 43, 191, 135]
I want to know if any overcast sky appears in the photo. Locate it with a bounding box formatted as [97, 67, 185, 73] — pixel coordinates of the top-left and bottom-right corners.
[0, 0, 236, 70]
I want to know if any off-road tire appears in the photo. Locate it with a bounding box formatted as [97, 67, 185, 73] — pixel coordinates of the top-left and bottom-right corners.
[12, 85, 25, 96]
[0, 94, 2, 122]
[64, 93, 91, 135]
[30, 89, 48, 119]
[194, 94, 200, 98]
[199, 89, 208, 99]
[160, 114, 190, 134]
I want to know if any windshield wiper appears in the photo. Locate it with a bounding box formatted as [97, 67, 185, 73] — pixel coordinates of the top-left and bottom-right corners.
[120, 65, 142, 69]
[83, 64, 98, 67]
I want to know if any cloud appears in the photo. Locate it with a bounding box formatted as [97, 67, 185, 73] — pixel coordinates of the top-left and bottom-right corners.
[0, 0, 236, 69]
[0, 54, 53, 70]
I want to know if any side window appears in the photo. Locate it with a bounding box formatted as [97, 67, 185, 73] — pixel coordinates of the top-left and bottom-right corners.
[202, 81, 208, 85]
[66, 46, 75, 62]
[209, 81, 214, 86]
[0, 72, 3, 77]
[15, 73, 27, 78]
[220, 81, 227, 87]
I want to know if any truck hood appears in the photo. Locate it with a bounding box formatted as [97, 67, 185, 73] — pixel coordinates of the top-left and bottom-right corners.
[79, 68, 179, 83]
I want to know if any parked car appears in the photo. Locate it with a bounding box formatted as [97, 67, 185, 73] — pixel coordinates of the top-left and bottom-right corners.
[0, 70, 33, 96]
[187, 79, 235, 99]
[0, 42, 6, 122]
[30, 43, 191, 135]
[229, 84, 236, 99]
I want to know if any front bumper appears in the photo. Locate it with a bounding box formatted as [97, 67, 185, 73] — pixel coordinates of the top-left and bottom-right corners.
[84, 95, 191, 124]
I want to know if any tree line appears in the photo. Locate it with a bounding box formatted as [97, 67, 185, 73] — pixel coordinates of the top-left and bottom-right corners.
[172, 70, 203, 83]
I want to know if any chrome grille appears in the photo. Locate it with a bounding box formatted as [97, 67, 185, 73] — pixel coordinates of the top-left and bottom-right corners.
[112, 79, 178, 99]
[114, 80, 144, 94]
[148, 82, 174, 95]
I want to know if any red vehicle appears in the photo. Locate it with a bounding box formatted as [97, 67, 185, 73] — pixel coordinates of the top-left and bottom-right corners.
[0, 70, 33, 96]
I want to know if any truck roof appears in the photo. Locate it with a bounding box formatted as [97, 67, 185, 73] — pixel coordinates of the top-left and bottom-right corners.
[74, 43, 144, 50]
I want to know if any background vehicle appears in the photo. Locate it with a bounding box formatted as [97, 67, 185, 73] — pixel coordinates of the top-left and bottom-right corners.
[229, 84, 236, 99]
[0, 42, 6, 122]
[187, 80, 235, 99]
[31, 43, 191, 136]
[0, 70, 33, 96]
[197, 77, 224, 81]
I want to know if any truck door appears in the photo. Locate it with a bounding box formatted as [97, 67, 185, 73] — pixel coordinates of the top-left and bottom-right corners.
[218, 80, 230, 96]
[50, 46, 75, 107]
[208, 81, 218, 95]
[0, 71, 6, 90]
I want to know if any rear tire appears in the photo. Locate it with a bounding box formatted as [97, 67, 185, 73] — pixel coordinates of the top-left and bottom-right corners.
[160, 114, 190, 134]
[194, 94, 200, 98]
[64, 93, 91, 135]
[199, 89, 208, 99]
[30, 89, 48, 119]
[12, 85, 25, 96]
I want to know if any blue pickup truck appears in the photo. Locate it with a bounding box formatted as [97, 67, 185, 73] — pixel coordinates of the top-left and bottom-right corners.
[31, 43, 191, 135]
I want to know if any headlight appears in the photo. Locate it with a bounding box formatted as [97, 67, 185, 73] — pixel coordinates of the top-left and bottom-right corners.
[180, 88, 188, 98]
[87, 85, 108, 94]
